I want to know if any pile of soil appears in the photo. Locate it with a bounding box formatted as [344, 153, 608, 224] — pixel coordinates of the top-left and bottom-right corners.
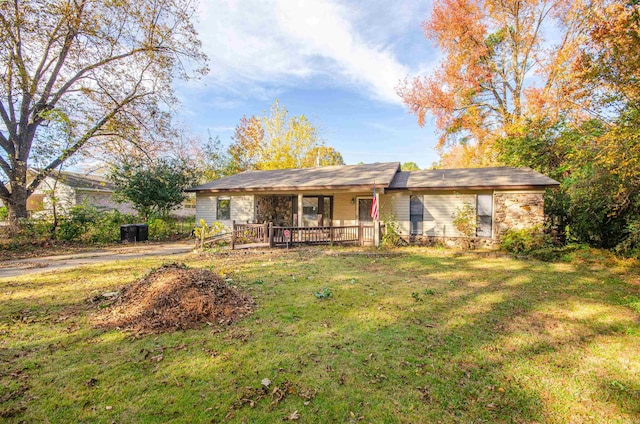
[94, 263, 255, 334]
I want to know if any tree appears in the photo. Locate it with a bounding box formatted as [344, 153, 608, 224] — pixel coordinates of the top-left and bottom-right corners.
[397, 0, 593, 162]
[0, 0, 207, 220]
[227, 100, 341, 171]
[401, 162, 420, 171]
[302, 146, 344, 167]
[494, 2, 640, 252]
[197, 133, 234, 183]
[110, 159, 199, 220]
[575, 1, 640, 113]
[228, 115, 265, 173]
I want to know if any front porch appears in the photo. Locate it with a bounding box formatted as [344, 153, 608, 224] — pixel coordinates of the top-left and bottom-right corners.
[230, 221, 381, 249]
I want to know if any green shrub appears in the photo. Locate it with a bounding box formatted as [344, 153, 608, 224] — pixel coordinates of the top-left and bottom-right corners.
[0, 206, 7, 220]
[89, 210, 136, 243]
[381, 214, 405, 248]
[58, 204, 101, 241]
[614, 219, 640, 258]
[148, 216, 194, 240]
[500, 226, 552, 254]
[15, 217, 53, 241]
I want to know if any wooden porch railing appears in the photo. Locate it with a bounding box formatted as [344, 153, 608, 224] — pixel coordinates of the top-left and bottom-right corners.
[231, 221, 380, 249]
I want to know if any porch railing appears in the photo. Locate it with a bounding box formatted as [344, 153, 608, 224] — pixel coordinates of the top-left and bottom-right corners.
[231, 221, 380, 249]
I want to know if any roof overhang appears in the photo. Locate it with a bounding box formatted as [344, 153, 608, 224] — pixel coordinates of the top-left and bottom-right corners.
[188, 184, 387, 194]
[386, 184, 558, 191]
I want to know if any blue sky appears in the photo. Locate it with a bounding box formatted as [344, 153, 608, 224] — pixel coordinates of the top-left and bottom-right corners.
[175, 0, 442, 168]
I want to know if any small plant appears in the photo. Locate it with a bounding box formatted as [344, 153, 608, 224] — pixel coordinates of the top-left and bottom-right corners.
[193, 219, 227, 248]
[423, 289, 436, 296]
[0, 206, 8, 221]
[381, 212, 405, 248]
[500, 225, 552, 254]
[411, 292, 423, 302]
[314, 287, 332, 299]
[453, 200, 477, 249]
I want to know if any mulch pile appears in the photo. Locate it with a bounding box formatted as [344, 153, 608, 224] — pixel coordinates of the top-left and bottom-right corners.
[93, 263, 255, 334]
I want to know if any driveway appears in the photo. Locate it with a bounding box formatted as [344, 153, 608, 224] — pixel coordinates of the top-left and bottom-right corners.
[0, 242, 194, 279]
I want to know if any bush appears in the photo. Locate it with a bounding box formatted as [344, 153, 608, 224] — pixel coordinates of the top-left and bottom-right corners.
[0, 206, 7, 221]
[614, 219, 640, 258]
[382, 218, 404, 248]
[58, 204, 100, 241]
[500, 226, 552, 254]
[148, 216, 195, 241]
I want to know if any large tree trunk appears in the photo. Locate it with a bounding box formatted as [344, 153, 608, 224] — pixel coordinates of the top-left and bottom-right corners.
[6, 185, 29, 221]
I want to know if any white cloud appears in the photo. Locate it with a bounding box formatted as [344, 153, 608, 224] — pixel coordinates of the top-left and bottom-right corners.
[196, 0, 414, 104]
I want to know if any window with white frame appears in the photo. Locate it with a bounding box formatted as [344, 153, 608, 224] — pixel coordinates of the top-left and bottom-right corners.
[410, 195, 424, 235]
[476, 194, 492, 237]
[216, 197, 230, 220]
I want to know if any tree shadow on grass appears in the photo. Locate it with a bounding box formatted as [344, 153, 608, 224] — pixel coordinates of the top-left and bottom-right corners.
[1, 249, 639, 423]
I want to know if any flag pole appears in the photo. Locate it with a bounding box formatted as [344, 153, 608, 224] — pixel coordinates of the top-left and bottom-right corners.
[372, 181, 380, 247]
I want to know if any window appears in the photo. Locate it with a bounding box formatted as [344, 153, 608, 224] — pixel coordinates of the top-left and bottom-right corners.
[216, 197, 230, 220]
[302, 197, 319, 226]
[183, 196, 196, 209]
[358, 198, 373, 222]
[300, 196, 332, 226]
[410, 195, 424, 235]
[476, 194, 493, 237]
[27, 193, 45, 212]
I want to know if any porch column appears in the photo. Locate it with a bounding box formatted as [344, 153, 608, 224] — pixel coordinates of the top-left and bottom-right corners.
[297, 194, 303, 227]
[374, 190, 381, 247]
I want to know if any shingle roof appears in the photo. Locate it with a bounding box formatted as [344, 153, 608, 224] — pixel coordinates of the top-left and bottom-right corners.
[188, 162, 401, 192]
[388, 167, 559, 190]
[51, 170, 114, 191]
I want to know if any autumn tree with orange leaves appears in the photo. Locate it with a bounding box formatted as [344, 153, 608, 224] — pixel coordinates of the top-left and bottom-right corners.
[398, 0, 594, 165]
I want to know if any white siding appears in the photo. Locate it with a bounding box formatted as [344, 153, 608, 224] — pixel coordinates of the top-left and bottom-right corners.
[196, 194, 254, 226]
[32, 177, 76, 216]
[195, 194, 216, 225]
[423, 194, 475, 237]
[385, 193, 410, 235]
[231, 195, 254, 223]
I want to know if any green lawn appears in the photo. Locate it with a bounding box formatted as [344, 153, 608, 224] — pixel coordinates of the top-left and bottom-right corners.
[1, 247, 639, 423]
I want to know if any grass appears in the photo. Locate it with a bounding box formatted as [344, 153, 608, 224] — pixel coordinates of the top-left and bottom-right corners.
[1, 246, 639, 423]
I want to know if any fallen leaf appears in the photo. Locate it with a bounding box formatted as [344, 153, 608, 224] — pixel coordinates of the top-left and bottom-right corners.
[287, 410, 300, 420]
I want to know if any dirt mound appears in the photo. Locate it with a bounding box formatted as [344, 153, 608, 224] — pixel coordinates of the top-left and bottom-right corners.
[94, 263, 255, 334]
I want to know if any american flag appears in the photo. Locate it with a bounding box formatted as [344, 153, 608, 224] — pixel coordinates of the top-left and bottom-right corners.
[370, 183, 379, 221]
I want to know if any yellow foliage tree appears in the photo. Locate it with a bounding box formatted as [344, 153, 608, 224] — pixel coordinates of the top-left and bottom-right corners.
[228, 100, 342, 171]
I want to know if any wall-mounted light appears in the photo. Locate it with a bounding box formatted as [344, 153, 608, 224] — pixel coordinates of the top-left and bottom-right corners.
[351, 197, 355, 205]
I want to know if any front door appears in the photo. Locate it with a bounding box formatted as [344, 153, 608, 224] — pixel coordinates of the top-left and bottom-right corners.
[358, 198, 373, 223]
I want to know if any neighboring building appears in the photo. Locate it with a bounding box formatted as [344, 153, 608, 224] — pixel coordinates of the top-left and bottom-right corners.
[187, 162, 559, 243]
[24, 170, 195, 218]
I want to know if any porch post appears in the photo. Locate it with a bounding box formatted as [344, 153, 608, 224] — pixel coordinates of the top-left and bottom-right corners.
[374, 190, 381, 247]
[268, 222, 274, 248]
[297, 194, 303, 227]
[231, 220, 236, 250]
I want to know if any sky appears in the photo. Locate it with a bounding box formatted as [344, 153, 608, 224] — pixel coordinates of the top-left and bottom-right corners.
[175, 0, 442, 169]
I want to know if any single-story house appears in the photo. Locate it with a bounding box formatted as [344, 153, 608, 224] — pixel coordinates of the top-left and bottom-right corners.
[187, 162, 559, 245]
[22, 170, 195, 218]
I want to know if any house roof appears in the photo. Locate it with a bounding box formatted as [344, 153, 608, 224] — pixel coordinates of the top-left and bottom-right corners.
[188, 162, 402, 193]
[189, 163, 559, 193]
[388, 167, 559, 190]
[43, 170, 114, 192]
